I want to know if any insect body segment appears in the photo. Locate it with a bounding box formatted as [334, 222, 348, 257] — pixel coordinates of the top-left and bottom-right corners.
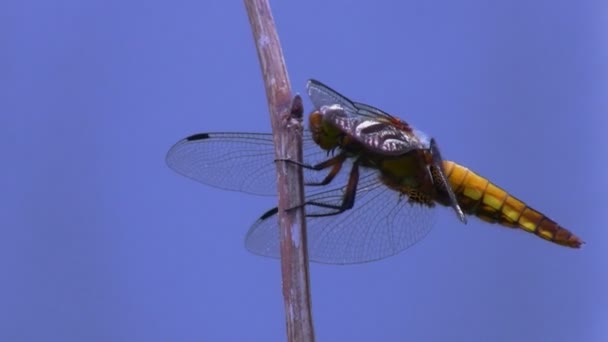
[442, 161, 582, 247]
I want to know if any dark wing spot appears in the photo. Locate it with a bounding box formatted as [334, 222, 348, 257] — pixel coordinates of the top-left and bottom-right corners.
[186, 133, 211, 141]
[259, 207, 279, 220]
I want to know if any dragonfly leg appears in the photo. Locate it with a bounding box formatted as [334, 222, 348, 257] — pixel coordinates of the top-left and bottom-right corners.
[429, 138, 467, 224]
[277, 153, 348, 186]
[304, 159, 361, 217]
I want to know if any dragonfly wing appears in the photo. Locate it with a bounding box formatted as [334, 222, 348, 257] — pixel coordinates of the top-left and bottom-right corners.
[307, 80, 397, 122]
[307, 79, 359, 114]
[245, 166, 436, 264]
[166, 132, 332, 196]
[166, 132, 277, 195]
[352, 101, 396, 120]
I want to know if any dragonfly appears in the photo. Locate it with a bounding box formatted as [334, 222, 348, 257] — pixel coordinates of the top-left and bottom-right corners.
[166, 79, 583, 264]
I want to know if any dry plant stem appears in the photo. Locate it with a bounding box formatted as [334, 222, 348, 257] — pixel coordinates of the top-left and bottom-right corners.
[244, 0, 315, 341]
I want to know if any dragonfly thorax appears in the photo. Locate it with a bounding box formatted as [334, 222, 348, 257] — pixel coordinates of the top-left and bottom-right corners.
[309, 103, 428, 157]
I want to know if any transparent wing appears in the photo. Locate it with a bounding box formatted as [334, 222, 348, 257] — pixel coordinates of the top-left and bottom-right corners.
[307, 79, 395, 121]
[245, 165, 437, 264]
[166, 132, 333, 196]
[307, 79, 358, 113]
[352, 101, 396, 120]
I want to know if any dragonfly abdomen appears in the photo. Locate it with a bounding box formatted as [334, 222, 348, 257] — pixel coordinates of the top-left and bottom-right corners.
[442, 161, 582, 248]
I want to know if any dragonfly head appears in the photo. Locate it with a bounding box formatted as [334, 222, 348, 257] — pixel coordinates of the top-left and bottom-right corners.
[308, 105, 347, 151]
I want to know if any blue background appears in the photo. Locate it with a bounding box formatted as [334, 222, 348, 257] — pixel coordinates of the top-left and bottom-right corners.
[3, 1, 606, 341]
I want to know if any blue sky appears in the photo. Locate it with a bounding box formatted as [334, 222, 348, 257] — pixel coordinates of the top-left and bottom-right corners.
[2, 0, 606, 341]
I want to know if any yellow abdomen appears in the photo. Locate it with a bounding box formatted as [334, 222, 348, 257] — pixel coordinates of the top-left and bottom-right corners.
[442, 161, 582, 248]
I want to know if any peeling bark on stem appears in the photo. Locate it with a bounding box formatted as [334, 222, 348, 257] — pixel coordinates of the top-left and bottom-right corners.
[244, 1, 315, 341]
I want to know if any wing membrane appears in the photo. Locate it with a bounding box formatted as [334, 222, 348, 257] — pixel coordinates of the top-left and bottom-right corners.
[307, 79, 395, 121]
[166, 132, 334, 195]
[245, 165, 436, 264]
